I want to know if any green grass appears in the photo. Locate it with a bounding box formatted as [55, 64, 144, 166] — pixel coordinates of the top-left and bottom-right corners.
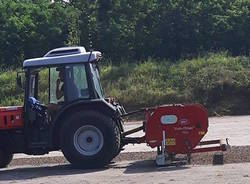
[1, 53, 250, 116]
[101, 53, 250, 115]
[0, 70, 23, 106]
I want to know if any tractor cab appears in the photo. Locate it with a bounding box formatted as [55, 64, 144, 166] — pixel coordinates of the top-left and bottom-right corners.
[21, 47, 104, 122]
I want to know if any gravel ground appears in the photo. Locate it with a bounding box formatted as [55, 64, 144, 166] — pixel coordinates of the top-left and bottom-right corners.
[2, 148, 250, 184]
[2, 162, 250, 184]
[9, 146, 250, 167]
[2, 116, 250, 184]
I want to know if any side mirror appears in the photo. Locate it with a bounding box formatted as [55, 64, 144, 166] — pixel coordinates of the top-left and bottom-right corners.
[16, 71, 24, 89]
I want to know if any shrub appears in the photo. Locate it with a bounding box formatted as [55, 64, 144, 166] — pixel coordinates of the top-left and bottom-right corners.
[1, 53, 250, 116]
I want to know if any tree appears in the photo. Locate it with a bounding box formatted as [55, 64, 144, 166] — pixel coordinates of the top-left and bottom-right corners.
[0, 0, 78, 67]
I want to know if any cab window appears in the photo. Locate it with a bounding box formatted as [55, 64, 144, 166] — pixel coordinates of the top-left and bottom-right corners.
[65, 64, 89, 101]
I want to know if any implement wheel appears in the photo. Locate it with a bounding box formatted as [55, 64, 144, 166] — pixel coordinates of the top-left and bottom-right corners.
[61, 111, 120, 168]
[0, 150, 13, 168]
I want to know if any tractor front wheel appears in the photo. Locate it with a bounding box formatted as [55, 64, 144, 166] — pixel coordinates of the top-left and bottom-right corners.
[0, 150, 13, 168]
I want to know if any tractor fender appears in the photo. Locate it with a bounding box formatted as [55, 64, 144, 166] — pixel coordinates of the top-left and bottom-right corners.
[50, 99, 124, 148]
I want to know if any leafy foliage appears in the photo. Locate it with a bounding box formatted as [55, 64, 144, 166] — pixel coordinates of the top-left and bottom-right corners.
[0, 0, 78, 67]
[0, 1, 250, 116]
[101, 53, 250, 115]
[1, 54, 250, 115]
[0, 0, 250, 65]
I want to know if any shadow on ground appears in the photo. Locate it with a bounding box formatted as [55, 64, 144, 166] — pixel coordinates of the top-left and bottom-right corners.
[0, 160, 189, 181]
[0, 164, 106, 181]
[120, 160, 189, 174]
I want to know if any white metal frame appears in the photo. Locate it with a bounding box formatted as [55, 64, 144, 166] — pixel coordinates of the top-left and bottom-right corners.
[23, 47, 101, 68]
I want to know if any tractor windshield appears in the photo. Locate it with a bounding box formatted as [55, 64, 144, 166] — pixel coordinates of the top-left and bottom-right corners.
[90, 63, 104, 98]
[50, 64, 90, 104]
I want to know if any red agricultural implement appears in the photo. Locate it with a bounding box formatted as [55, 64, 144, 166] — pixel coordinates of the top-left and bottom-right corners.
[121, 104, 229, 166]
[0, 47, 228, 168]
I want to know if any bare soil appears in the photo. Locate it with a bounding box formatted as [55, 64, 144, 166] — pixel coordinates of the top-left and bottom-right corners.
[9, 146, 250, 167]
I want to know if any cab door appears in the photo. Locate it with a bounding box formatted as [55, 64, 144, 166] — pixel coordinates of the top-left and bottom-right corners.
[24, 68, 50, 153]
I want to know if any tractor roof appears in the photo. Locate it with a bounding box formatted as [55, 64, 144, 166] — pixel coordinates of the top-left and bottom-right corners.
[23, 46, 101, 68]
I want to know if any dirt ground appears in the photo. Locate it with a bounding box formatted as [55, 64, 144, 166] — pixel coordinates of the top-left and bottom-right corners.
[8, 146, 250, 167]
[1, 116, 250, 184]
[1, 161, 250, 184]
[0, 146, 249, 184]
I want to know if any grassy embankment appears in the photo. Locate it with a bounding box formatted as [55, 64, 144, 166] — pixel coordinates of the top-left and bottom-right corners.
[1, 53, 250, 116]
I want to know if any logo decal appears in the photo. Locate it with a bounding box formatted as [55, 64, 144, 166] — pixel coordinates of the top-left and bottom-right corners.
[161, 115, 177, 125]
[179, 118, 189, 125]
[166, 138, 176, 146]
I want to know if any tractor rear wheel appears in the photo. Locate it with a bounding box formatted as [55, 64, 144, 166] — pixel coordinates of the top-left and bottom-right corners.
[60, 111, 120, 168]
[0, 150, 13, 168]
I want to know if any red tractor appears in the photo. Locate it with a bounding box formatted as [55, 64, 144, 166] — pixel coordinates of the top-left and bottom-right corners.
[0, 47, 228, 168]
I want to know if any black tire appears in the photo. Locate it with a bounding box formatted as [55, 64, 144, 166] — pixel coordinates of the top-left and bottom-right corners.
[112, 123, 124, 158]
[60, 111, 120, 168]
[0, 150, 13, 168]
[113, 138, 123, 158]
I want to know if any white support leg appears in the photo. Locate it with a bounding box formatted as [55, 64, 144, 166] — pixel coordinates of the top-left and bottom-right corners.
[156, 130, 170, 166]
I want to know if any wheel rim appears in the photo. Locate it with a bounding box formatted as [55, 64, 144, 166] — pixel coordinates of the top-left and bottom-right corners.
[73, 125, 104, 156]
